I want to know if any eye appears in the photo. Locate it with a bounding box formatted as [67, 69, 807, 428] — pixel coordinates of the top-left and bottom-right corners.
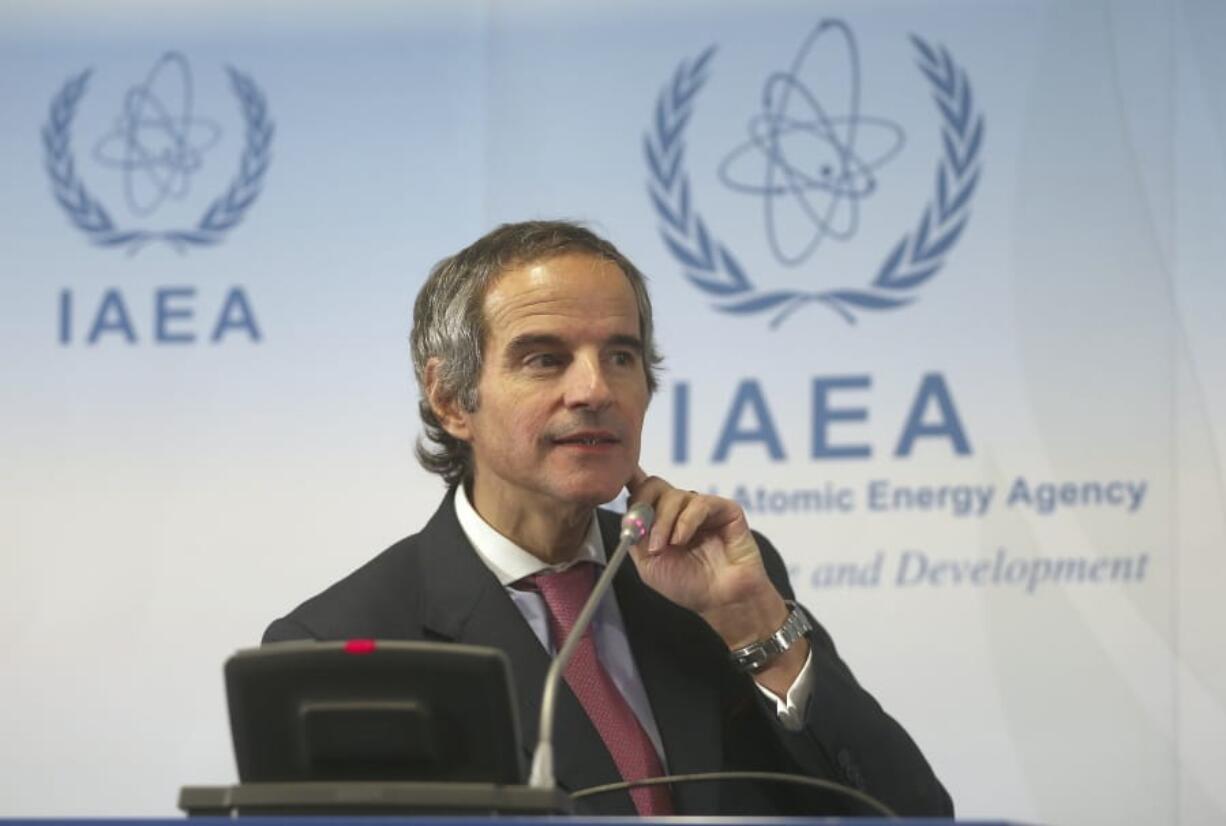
[610, 350, 639, 367]
[526, 352, 564, 369]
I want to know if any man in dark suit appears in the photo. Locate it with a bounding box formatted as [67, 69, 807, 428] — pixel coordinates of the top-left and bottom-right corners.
[266, 221, 952, 817]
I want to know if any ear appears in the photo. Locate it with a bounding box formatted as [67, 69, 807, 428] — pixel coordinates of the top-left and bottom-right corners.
[424, 357, 473, 442]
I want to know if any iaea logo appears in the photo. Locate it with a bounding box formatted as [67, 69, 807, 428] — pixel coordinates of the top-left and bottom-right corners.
[645, 20, 984, 327]
[42, 52, 274, 254]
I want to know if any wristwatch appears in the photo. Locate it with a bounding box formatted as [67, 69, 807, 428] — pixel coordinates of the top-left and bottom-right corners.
[729, 601, 813, 673]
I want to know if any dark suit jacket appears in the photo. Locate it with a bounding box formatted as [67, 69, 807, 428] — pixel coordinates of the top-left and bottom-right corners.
[265, 489, 952, 816]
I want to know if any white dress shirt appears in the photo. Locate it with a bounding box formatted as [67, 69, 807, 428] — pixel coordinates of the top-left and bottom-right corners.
[453, 486, 815, 756]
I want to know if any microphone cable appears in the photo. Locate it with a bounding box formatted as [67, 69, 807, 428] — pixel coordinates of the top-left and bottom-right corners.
[571, 770, 897, 818]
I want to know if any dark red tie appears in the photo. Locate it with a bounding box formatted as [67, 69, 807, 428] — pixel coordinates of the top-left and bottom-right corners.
[527, 563, 674, 815]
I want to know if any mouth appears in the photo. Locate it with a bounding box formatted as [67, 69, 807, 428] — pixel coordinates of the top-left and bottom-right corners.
[551, 431, 621, 449]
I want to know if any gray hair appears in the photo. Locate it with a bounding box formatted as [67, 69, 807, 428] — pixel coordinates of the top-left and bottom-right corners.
[410, 220, 663, 486]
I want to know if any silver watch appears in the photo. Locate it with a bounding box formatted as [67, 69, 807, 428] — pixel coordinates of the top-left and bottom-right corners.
[729, 601, 813, 673]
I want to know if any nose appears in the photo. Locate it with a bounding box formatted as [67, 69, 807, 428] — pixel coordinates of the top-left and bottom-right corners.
[563, 353, 613, 411]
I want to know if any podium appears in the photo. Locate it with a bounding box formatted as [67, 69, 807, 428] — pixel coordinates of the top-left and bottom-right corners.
[178, 782, 571, 816]
[0, 813, 1034, 818]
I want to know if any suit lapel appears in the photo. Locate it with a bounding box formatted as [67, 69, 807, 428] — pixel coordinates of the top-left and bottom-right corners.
[602, 511, 724, 814]
[414, 492, 635, 813]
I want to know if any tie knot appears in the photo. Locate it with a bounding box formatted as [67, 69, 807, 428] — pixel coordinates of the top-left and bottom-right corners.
[525, 561, 598, 640]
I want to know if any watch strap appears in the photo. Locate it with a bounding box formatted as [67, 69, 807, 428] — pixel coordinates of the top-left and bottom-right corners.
[729, 600, 813, 673]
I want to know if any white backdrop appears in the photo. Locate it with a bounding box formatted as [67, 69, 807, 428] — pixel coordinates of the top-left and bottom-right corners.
[2, 1, 1224, 824]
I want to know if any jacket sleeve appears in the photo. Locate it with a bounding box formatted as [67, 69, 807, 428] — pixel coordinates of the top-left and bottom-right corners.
[752, 530, 955, 817]
[262, 615, 319, 643]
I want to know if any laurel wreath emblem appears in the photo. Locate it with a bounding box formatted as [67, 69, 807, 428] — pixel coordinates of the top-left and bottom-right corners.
[645, 36, 984, 326]
[42, 66, 274, 253]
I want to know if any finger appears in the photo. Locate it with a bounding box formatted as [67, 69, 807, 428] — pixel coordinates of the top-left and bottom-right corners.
[648, 486, 693, 553]
[670, 495, 714, 547]
[628, 472, 669, 511]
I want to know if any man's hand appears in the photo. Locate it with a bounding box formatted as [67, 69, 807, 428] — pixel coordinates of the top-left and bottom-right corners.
[626, 469, 809, 695]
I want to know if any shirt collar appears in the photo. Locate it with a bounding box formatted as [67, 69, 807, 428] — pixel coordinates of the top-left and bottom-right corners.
[453, 483, 606, 586]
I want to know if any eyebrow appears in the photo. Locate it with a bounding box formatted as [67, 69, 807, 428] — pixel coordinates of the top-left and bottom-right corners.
[503, 332, 644, 361]
[607, 334, 645, 353]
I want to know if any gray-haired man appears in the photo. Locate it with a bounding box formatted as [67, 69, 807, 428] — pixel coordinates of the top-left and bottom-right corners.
[267, 220, 951, 817]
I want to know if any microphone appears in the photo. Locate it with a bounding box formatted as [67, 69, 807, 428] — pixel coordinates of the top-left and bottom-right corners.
[619, 502, 653, 545]
[527, 503, 654, 792]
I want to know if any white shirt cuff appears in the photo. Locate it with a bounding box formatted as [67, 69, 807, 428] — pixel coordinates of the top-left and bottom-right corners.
[754, 648, 814, 732]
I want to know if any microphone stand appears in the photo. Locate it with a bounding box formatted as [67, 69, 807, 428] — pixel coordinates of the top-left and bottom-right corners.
[527, 504, 654, 791]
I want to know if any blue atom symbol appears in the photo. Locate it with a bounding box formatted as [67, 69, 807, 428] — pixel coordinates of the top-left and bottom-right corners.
[718, 20, 906, 267]
[92, 52, 222, 217]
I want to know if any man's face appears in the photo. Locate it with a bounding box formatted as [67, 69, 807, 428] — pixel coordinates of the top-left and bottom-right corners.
[448, 253, 649, 515]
